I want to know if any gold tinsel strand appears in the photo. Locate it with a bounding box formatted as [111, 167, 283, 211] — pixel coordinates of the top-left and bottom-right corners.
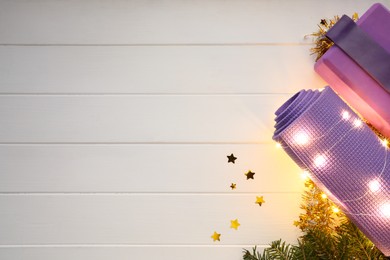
[294, 179, 345, 234]
[307, 13, 359, 61]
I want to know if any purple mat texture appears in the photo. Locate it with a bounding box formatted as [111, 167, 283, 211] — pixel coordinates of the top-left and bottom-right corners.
[315, 3, 390, 138]
[273, 86, 390, 256]
[326, 14, 390, 92]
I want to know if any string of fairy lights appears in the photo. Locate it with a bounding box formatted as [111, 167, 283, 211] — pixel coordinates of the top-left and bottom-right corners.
[276, 108, 390, 218]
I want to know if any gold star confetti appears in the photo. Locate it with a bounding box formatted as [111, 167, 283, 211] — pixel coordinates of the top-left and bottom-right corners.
[352, 12, 359, 21]
[255, 196, 265, 206]
[227, 153, 237, 163]
[245, 170, 255, 180]
[230, 219, 240, 230]
[230, 183, 236, 190]
[211, 231, 221, 241]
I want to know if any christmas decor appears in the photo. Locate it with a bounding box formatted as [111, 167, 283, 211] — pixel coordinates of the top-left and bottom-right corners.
[211, 231, 221, 242]
[314, 3, 390, 138]
[227, 153, 237, 163]
[243, 180, 386, 259]
[210, 153, 265, 241]
[230, 219, 241, 230]
[244, 4, 390, 259]
[255, 196, 265, 207]
[293, 179, 342, 234]
[245, 170, 255, 180]
[272, 86, 390, 255]
[308, 13, 358, 62]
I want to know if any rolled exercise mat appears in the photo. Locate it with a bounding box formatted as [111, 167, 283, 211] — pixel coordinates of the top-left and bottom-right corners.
[315, 3, 390, 138]
[273, 86, 390, 256]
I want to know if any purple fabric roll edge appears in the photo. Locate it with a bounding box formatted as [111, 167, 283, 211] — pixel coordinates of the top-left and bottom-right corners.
[273, 86, 390, 256]
[326, 15, 390, 92]
[314, 3, 390, 139]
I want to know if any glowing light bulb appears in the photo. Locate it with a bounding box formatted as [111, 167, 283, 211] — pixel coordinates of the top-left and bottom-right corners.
[368, 179, 381, 193]
[332, 206, 340, 213]
[293, 131, 310, 145]
[381, 139, 389, 148]
[380, 202, 390, 218]
[341, 111, 350, 120]
[275, 142, 282, 149]
[353, 119, 363, 128]
[314, 154, 327, 168]
[300, 171, 310, 180]
[321, 193, 327, 199]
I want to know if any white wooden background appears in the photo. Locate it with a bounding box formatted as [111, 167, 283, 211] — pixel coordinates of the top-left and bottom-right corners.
[0, 1, 388, 259]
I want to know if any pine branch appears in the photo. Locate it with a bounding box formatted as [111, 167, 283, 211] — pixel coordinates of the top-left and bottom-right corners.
[243, 246, 263, 260]
[338, 220, 386, 259]
[293, 238, 316, 260]
[303, 229, 338, 259]
[266, 240, 295, 260]
[243, 240, 302, 260]
[243, 172, 386, 259]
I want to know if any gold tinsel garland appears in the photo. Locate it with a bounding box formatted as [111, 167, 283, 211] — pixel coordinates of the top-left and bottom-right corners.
[294, 179, 345, 234]
[307, 13, 359, 61]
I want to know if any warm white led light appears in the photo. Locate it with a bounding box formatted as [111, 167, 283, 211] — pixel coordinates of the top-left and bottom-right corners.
[332, 206, 340, 213]
[321, 193, 327, 199]
[342, 111, 351, 120]
[353, 119, 363, 128]
[368, 179, 381, 193]
[275, 142, 282, 149]
[294, 131, 310, 145]
[300, 170, 310, 180]
[380, 202, 390, 218]
[314, 154, 327, 168]
[381, 139, 389, 148]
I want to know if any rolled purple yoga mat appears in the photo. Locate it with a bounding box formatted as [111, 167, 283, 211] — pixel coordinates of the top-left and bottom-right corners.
[273, 86, 390, 256]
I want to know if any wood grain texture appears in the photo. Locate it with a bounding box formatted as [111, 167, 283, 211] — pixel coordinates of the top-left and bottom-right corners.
[0, 45, 324, 94]
[0, 144, 302, 192]
[0, 194, 301, 244]
[0, 0, 386, 259]
[0, 0, 387, 44]
[0, 95, 288, 143]
[0, 247, 262, 260]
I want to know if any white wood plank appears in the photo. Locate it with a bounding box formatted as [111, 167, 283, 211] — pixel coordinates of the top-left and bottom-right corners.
[0, 0, 386, 44]
[0, 95, 289, 143]
[0, 247, 265, 260]
[0, 45, 325, 94]
[2, 1, 378, 256]
[0, 194, 301, 244]
[0, 144, 303, 192]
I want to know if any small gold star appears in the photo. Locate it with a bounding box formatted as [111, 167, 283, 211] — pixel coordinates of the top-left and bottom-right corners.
[245, 170, 255, 180]
[227, 153, 237, 163]
[211, 231, 221, 242]
[230, 219, 240, 230]
[352, 12, 359, 21]
[230, 183, 236, 190]
[255, 196, 265, 206]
